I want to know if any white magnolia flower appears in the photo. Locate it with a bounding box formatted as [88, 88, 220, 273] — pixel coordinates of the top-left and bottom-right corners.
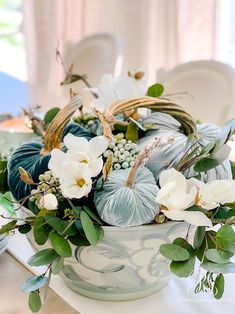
[156, 168, 212, 227]
[48, 134, 109, 178]
[39, 193, 58, 210]
[89, 73, 146, 112]
[60, 162, 92, 199]
[197, 180, 235, 210]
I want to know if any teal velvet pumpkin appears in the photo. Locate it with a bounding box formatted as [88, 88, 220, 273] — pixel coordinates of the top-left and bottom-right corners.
[138, 112, 232, 182]
[94, 167, 159, 227]
[8, 122, 93, 201]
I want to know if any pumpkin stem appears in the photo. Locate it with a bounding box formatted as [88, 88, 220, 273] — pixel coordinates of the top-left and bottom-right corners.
[126, 137, 174, 188]
[41, 92, 82, 155]
[92, 108, 113, 141]
[106, 96, 197, 136]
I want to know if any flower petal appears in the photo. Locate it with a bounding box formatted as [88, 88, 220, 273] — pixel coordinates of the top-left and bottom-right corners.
[159, 168, 187, 191]
[63, 133, 88, 153]
[48, 149, 66, 178]
[87, 136, 109, 159]
[40, 194, 58, 210]
[162, 210, 212, 227]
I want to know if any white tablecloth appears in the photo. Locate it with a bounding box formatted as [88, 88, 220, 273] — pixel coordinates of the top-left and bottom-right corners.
[7, 233, 235, 314]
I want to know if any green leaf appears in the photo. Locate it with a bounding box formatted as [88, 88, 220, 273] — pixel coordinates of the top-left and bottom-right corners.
[230, 161, 235, 179]
[170, 256, 195, 277]
[51, 257, 64, 275]
[196, 238, 206, 261]
[147, 83, 164, 98]
[178, 146, 200, 170]
[216, 224, 235, 251]
[18, 223, 32, 234]
[214, 207, 235, 219]
[45, 214, 77, 236]
[28, 200, 40, 215]
[193, 226, 205, 249]
[33, 216, 51, 245]
[160, 243, 190, 261]
[200, 141, 216, 155]
[49, 232, 72, 257]
[128, 117, 146, 131]
[95, 224, 104, 241]
[21, 275, 48, 292]
[28, 248, 59, 267]
[80, 210, 98, 246]
[28, 291, 42, 313]
[173, 237, 195, 256]
[0, 220, 17, 234]
[205, 249, 231, 264]
[194, 157, 220, 172]
[125, 121, 138, 142]
[68, 234, 90, 247]
[0, 192, 14, 214]
[43, 107, 60, 129]
[213, 274, 224, 299]
[83, 206, 103, 224]
[202, 261, 235, 273]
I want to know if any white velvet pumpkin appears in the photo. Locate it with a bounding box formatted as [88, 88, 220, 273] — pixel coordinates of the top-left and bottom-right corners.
[94, 167, 160, 227]
[139, 112, 232, 182]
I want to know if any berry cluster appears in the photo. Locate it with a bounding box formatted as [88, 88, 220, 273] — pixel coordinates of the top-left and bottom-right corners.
[29, 170, 61, 209]
[103, 133, 139, 170]
[73, 114, 100, 135]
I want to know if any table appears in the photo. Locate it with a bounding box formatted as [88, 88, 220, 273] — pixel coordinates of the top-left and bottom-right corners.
[6, 233, 235, 314]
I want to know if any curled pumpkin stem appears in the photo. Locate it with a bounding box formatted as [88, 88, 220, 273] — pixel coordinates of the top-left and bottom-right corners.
[92, 108, 113, 141]
[41, 92, 82, 155]
[126, 137, 174, 188]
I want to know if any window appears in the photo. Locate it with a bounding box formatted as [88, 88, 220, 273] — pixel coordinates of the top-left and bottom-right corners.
[0, 0, 26, 80]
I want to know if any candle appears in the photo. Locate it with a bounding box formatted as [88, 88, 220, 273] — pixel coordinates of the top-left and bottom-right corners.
[0, 118, 38, 156]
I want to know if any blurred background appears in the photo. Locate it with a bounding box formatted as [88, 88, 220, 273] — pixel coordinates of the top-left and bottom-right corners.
[0, 0, 235, 121]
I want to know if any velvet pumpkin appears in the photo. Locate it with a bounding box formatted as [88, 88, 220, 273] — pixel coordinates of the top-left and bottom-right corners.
[8, 96, 93, 201]
[94, 167, 159, 227]
[138, 112, 232, 182]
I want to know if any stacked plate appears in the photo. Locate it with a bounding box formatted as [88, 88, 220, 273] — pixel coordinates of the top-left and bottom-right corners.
[0, 235, 9, 255]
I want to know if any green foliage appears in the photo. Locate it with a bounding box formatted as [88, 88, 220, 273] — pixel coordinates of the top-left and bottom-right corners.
[160, 243, 190, 261]
[147, 83, 164, 98]
[0, 191, 14, 214]
[18, 224, 32, 234]
[43, 107, 60, 129]
[45, 213, 77, 236]
[0, 220, 17, 234]
[213, 274, 224, 299]
[205, 249, 231, 264]
[0, 157, 8, 193]
[28, 291, 41, 313]
[170, 256, 196, 277]
[68, 234, 90, 247]
[28, 249, 59, 267]
[202, 262, 235, 273]
[80, 210, 99, 246]
[230, 161, 235, 179]
[125, 121, 139, 142]
[51, 257, 64, 275]
[83, 206, 103, 224]
[193, 226, 206, 249]
[21, 275, 48, 293]
[33, 216, 51, 245]
[49, 232, 72, 257]
[216, 225, 235, 251]
[194, 157, 219, 172]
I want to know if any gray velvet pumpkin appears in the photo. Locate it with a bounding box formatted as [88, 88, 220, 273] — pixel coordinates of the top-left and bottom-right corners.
[138, 112, 232, 182]
[94, 167, 160, 227]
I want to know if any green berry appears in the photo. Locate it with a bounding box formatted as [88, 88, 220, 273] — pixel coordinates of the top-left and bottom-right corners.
[117, 144, 123, 149]
[120, 139, 126, 145]
[39, 174, 44, 182]
[130, 161, 135, 166]
[119, 147, 125, 154]
[114, 151, 120, 157]
[108, 142, 115, 149]
[103, 150, 111, 158]
[113, 146, 118, 152]
[124, 144, 131, 151]
[126, 157, 131, 163]
[113, 157, 118, 163]
[122, 161, 129, 169]
[44, 174, 51, 181]
[116, 133, 124, 140]
[119, 155, 126, 162]
[114, 163, 121, 170]
[130, 149, 136, 155]
[124, 151, 130, 157]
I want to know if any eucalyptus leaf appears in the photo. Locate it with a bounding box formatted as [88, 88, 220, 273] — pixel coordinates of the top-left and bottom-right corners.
[18, 223, 32, 234]
[28, 248, 59, 267]
[28, 291, 41, 313]
[33, 216, 51, 245]
[68, 234, 90, 247]
[216, 225, 235, 251]
[21, 275, 48, 292]
[49, 232, 72, 257]
[83, 206, 103, 224]
[160, 243, 190, 261]
[194, 157, 220, 172]
[43, 107, 60, 128]
[125, 121, 138, 142]
[80, 210, 98, 246]
[45, 214, 77, 236]
[51, 257, 64, 274]
[213, 274, 224, 299]
[193, 226, 205, 249]
[205, 249, 231, 264]
[170, 256, 195, 277]
[0, 192, 14, 214]
[202, 261, 235, 273]
[147, 83, 164, 98]
[0, 220, 17, 234]
[28, 200, 40, 215]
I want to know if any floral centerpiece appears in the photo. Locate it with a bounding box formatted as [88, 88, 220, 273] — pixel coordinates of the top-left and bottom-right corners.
[1, 71, 235, 313]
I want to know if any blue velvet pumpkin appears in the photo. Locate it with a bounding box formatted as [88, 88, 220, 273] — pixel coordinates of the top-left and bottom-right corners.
[8, 97, 93, 201]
